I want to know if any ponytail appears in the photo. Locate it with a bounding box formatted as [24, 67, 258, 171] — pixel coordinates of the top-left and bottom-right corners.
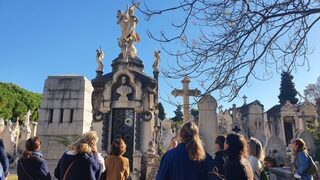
[181, 122, 206, 161]
[22, 151, 32, 158]
[23, 136, 41, 159]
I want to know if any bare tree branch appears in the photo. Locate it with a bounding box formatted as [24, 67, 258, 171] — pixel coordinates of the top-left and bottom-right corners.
[140, 0, 320, 101]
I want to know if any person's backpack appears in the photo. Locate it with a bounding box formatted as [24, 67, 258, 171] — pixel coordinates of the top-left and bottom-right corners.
[307, 155, 318, 175]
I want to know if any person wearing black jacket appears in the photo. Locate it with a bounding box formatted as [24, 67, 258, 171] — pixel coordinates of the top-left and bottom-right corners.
[207, 135, 226, 180]
[224, 133, 254, 180]
[17, 136, 51, 180]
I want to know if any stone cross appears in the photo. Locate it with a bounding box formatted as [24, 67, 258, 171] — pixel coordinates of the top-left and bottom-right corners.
[171, 77, 201, 122]
[242, 95, 247, 104]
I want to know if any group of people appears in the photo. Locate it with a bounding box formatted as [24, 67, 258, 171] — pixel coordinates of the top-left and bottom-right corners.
[156, 122, 315, 180]
[2, 131, 129, 180]
[0, 121, 315, 180]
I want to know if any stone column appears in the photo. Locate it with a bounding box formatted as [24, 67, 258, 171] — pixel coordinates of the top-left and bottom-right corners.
[279, 117, 286, 144]
[198, 94, 218, 157]
[145, 141, 157, 180]
[132, 151, 142, 180]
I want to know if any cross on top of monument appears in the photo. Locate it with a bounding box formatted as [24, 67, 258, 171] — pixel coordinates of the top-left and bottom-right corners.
[171, 76, 201, 122]
[242, 95, 247, 104]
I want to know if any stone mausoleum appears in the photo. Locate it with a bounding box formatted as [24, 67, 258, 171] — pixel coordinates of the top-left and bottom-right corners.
[91, 3, 159, 179]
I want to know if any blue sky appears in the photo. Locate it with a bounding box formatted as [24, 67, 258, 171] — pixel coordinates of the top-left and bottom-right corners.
[1, 1, 319, 117]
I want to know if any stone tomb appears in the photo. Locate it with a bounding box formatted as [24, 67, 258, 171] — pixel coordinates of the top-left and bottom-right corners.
[91, 4, 159, 179]
[37, 75, 93, 171]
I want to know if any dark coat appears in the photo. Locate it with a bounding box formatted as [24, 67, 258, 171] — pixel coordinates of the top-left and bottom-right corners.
[207, 150, 226, 180]
[156, 143, 211, 180]
[54, 151, 102, 180]
[16, 151, 51, 180]
[224, 157, 253, 180]
[0, 139, 9, 179]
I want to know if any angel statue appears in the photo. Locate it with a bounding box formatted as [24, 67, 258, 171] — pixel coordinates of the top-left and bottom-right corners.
[96, 47, 104, 71]
[117, 3, 140, 59]
[153, 50, 160, 71]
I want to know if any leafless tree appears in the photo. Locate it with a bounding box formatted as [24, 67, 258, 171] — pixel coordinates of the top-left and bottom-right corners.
[138, 0, 320, 101]
[304, 76, 320, 103]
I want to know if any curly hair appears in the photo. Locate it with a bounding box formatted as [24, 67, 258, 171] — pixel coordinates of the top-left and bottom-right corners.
[110, 138, 127, 156]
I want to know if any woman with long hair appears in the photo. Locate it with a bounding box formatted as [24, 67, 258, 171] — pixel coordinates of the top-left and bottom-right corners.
[156, 121, 210, 180]
[104, 138, 130, 180]
[54, 131, 105, 180]
[248, 137, 265, 180]
[17, 136, 51, 180]
[291, 138, 313, 180]
[224, 133, 253, 180]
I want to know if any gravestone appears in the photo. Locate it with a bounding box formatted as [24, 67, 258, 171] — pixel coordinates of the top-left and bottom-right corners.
[217, 110, 233, 134]
[253, 130, 267, 147]
[198, 94, 218, 157]
[159, 118, 176, 150]
[265, 135, 287, 166]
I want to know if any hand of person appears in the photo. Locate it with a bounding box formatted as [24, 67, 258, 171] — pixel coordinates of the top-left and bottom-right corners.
[89, 142, 98, 154]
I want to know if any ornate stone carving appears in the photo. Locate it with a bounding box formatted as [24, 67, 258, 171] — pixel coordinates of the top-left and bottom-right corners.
[96, 47, 104, 71]
[152, 50, 160, 72]
[101, 112, 110, 151]
[117, 3, 140, 60]
[135, 113, 142, 150]
[116, 76, 132, 101]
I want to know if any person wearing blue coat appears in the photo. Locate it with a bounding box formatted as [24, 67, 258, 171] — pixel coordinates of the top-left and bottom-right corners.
[17, 137, 51, 180]
[291, 138, 313, 180]
[0, 139, 9, 180]
[156, 122, 211, 180]
[54, 131, 104, 180]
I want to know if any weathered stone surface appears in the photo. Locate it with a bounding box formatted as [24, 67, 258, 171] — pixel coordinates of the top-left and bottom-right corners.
[198, 94, 218, 157]
[37, 75, 93, 163]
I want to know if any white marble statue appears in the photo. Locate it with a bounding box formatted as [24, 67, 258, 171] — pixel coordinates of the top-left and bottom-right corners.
[153, 50, 160, 71]
[117, 3, 140, 59]
[116, 76, 132, 101]
[96, 47, 104, 71]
